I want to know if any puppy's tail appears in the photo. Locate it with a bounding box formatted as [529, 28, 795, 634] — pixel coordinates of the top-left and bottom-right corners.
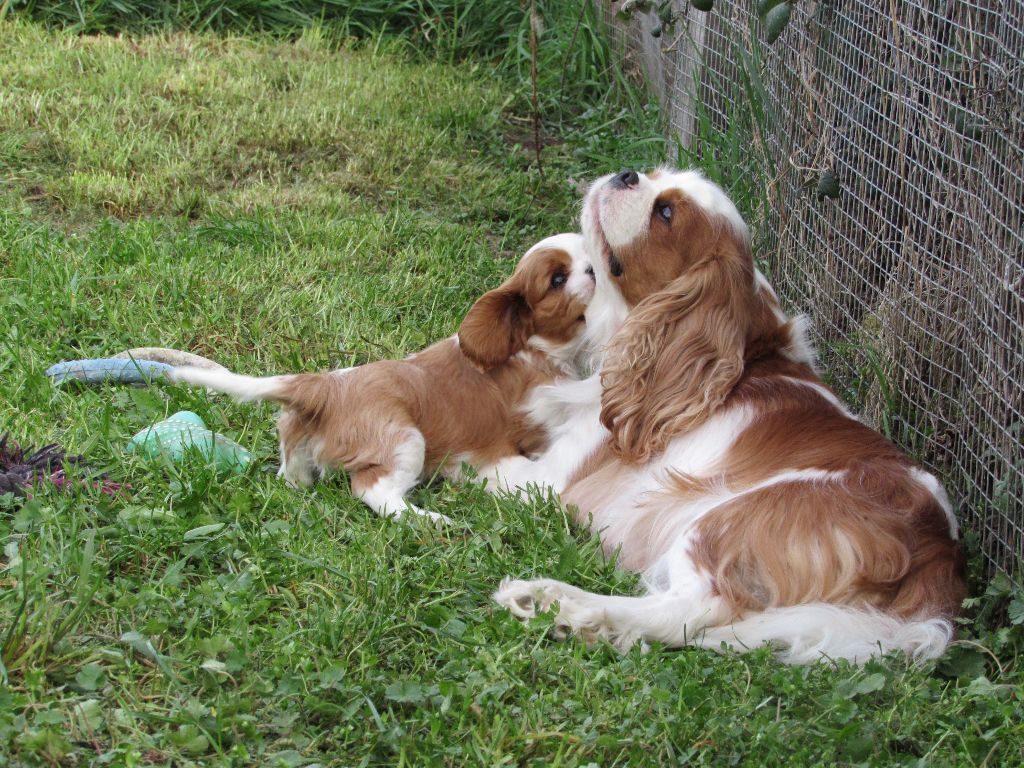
[170, 366, 292, 404]
[693, 603, 954, 665]
[171, 366, 349, 426]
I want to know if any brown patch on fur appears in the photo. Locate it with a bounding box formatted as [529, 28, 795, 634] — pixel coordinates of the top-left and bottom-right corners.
[723, 367, 912, 485]
[457, 288, 530, 370]
[689, 469, 966, 620]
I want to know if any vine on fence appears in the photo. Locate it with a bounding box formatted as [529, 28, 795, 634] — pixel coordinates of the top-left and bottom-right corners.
[611, 0, 839, 199]
[615, 0, 794, 42]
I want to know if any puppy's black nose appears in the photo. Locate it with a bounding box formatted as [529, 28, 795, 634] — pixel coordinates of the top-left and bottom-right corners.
[611, 169, 640, 189]
[585, 265, 595, 277]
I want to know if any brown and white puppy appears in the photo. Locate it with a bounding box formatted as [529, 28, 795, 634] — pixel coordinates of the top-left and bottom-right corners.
[492, 169, 966, 664]
[172, 233, 594, 523]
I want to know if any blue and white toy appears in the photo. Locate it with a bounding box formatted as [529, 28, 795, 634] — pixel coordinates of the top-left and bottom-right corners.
[46, 358, 174, 386]
[46, 347, 226, 386]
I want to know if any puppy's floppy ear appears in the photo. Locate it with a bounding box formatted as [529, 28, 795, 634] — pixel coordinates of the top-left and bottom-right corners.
[458, 284, 532, 370]
[600, 252, 752, 462]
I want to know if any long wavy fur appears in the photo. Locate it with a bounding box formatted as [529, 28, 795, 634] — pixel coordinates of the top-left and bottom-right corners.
[600, 252, 753, 463]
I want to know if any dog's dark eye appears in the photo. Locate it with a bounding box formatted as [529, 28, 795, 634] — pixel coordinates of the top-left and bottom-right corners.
[550, 270, 567, 289]
[656, 203, 673, 223]
[609, 253, 624, 277]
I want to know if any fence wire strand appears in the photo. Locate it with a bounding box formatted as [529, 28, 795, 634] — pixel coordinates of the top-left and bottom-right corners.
[601, 0, 1023, 575]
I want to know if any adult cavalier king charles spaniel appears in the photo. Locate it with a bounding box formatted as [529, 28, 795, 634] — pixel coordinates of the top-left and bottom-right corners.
[490, 169, 966, 664]
[174, 233, 594, 523]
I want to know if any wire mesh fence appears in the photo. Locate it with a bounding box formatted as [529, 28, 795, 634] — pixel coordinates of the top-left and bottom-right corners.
[600, 0, 1023, 576]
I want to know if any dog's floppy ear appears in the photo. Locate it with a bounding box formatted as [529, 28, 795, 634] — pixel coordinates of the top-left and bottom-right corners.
[600, 252, 752, 462]
[458, 283, 533, 370]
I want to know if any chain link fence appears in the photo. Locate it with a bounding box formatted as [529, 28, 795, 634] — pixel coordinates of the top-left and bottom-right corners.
[600, 0, 1023, 576]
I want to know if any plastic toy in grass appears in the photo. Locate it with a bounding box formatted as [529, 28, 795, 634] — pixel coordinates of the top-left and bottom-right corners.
[127, 411, 252, 473]
[46, 358, 173, 386]
[0, 432, 126, 499]
[47, 347, 225, 386]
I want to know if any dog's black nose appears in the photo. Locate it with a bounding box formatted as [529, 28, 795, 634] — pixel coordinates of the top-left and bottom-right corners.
[611, 169, 640, 189]
[585, 265, 595, 278]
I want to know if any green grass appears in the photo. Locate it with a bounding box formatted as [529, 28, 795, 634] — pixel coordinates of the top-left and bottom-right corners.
[1, 13, 1022, 768]
[4, 0, 525, 60]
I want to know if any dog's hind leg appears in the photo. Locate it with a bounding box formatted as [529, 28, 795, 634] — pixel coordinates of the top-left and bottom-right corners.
[350, 429, 451, 524]
[278, 436, 320, 488]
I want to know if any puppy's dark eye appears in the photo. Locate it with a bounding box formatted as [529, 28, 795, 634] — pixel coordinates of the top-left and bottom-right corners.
[656, 203, 673, 223]
[550, 270, 568, 289]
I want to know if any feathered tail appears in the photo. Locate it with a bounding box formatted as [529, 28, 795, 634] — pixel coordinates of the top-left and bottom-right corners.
[171, 366, 290, 403]
[694, 603, 954, 665]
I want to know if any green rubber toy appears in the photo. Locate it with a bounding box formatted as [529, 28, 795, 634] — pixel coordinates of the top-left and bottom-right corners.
[127, 411, 252, 472]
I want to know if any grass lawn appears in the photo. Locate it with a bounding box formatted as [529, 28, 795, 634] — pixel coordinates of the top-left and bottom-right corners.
[1, 14, 1022, 768]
